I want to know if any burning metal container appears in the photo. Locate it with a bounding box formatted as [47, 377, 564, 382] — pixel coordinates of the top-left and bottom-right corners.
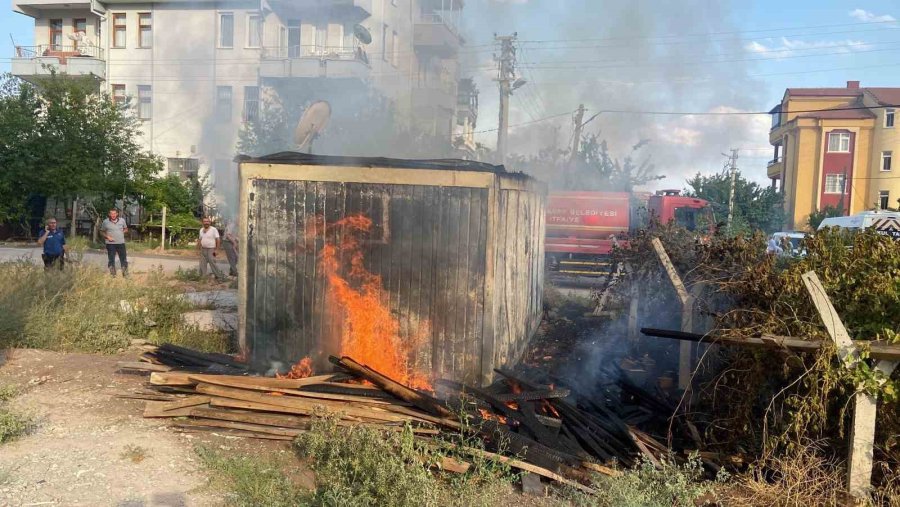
[237, 153, 546, 386]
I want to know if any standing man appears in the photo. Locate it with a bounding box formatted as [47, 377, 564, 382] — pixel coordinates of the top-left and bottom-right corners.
[101, 207, 129, 277]
[222, 218, 239, 277]
[198, 217, 226, 282]
[37, 217, 67, 270]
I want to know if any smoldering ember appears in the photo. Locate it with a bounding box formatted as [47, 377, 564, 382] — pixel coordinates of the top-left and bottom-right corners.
[3, 2, 900, 506]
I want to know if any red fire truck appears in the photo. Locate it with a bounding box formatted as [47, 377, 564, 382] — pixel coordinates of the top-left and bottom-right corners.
[545, 190, 712, 275]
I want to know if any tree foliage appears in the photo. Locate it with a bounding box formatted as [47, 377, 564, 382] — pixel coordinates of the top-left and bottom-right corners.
[0, 72, 163, 231]
[806, 205, 843, 230]
[684, 170, 783, 234]
[508, 135, 663, 192]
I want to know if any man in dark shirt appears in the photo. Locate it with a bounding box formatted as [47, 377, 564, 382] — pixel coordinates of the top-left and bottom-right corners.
[37, 217, 66, 270]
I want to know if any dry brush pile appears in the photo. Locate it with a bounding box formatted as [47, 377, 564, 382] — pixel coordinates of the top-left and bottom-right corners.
[613, 224, 900, 502]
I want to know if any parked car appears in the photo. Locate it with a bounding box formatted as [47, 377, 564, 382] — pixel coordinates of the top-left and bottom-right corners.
[767, 231, 807, 257]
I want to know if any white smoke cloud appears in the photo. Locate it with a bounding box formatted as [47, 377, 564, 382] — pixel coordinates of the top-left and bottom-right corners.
[744, 37, 870, 57]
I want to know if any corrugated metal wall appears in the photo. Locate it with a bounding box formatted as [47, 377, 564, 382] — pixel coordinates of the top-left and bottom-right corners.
[240, 164, 545, 385]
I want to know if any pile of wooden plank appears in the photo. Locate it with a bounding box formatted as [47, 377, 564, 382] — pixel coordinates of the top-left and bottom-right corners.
[126, 350, 692, 493]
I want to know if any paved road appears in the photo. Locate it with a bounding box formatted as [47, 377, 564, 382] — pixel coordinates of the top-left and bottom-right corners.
[0, 246, 230, 274]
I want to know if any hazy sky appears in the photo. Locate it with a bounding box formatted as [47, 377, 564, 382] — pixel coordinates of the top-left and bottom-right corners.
[2, 0, 899, 188]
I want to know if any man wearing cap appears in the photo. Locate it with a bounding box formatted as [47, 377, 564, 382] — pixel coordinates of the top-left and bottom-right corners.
[37, 217, 67, 270]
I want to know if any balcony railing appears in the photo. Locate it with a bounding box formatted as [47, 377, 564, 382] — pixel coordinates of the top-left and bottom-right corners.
[767, 156, 783, 167]
[15, 44, 105, 61]
[419, 12, 458, 34]
[262, 44, 368, 64]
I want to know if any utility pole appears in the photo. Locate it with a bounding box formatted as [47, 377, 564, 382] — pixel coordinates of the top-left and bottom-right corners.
[569, 104, 585, 164]
[495, 33, 518, 165]
[726, 148, 739, 232]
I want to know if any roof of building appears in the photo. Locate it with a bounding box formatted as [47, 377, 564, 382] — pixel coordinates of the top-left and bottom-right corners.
[237, 151, 514, 175]
[786, 87, 864, 97]
[795, 101, 876, 120]
[865, 88, 900, 106]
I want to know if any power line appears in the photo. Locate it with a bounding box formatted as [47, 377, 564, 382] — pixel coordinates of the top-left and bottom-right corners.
[473, 110, 575, 135]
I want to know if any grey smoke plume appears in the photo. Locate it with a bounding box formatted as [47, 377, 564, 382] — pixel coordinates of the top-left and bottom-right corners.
[462, 0, 771, 188]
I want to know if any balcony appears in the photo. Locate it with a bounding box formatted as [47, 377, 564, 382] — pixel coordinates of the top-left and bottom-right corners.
[260, 44, 370, 80]
[414, 13, 460, 57]
[12, 45, 105, 82]
[12, 0, 93, 16]
[767, 157, 784, 178]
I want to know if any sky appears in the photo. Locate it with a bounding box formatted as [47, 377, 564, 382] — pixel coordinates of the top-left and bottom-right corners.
[2, 0, 899, 189]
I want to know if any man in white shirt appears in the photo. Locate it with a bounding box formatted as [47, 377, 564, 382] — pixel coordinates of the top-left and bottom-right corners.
[197, 217, 226, 282]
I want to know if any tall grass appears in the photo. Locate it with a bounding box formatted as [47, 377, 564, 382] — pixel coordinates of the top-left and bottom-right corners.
[0, 261, 230, 353]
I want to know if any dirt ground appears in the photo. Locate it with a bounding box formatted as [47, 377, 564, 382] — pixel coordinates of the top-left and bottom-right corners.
[0, 348, 267, 507]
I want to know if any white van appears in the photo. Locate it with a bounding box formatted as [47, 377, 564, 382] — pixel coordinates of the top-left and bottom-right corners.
[817, 210, 900, 239]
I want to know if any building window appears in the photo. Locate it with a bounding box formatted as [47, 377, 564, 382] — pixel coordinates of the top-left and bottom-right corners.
[216, 86, 232, 120]
[49, 19, 63, 50]
[137, 85, 152, 120]
[883, 151, 893, 171]
[827, 132, 851, 153]
[242, 86, 259, 123]
[73, 18, 86, 48]
[824, 174, 846, 194]
[247, 14, 262, 48]
[219, 13, 234, 48]
[113, 14, 126, 48]
[138, 13, 151, 48]
[382, 24, 388, 61]
[880, 190, 891, 210]
[391, 30, 399, 66]
[886, 109, 895, 128]
[167, 158, 200, 180]
[111, 84, 126, 105]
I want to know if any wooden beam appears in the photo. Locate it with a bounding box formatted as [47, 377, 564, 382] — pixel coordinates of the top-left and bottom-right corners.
[800, 271, 858, 368]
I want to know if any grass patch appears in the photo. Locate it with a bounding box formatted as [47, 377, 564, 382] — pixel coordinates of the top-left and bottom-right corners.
[197, 445, 309, 507]
[0, 384, 18, 402]
[0, 261, 231, 354]
[120, 444, 149, 463]
[563, 455, 724, 507]
[294, 417, 514, 507]
[0, 410, 31, 444]
[174, 267, 204, 282]
[197, 417, 516, 507]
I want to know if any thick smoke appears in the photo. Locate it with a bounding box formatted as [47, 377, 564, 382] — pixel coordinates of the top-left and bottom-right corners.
[462, 0, 771, 188]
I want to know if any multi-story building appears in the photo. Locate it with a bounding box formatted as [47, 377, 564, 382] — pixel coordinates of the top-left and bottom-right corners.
[11, 0, 475, 212]
[768, 80, 900, 230]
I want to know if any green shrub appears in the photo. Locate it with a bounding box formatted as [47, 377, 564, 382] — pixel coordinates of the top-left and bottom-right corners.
[565, 455, 723, 507]
[174, 267, 204, 282]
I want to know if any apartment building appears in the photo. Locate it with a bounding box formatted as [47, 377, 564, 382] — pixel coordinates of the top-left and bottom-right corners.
[11, 0, 475, 210]
[769, 81, 900, 230]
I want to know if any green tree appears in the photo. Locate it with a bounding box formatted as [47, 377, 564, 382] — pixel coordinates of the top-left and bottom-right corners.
[508, 135, 663, 192]
[806, 204, 843, 230]
[0, 72, 162, 236]
[685, 171, 784, 234]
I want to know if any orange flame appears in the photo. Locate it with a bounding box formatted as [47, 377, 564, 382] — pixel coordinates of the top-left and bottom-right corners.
[478, 409, 508, 425]
[277, 357, 314, 379]
[317, 214, 431, 390]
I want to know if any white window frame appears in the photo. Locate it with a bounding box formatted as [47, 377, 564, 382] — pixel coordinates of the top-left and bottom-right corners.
[137, 85, 152, 120]
[827, 132, 851, 153]
[824, 174, 846, 195]
[216, 85, 232, 121]
[246, 13, 262, 48]
[218, 12, 234, 49]
[879, 190, 890, 210]
[886, 108, 895, 128]
[242, 85, 259, 123]
[391, 30, 399, 67]
[882, 151, 893, 172]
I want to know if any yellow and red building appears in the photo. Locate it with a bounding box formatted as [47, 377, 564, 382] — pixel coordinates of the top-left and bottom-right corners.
[769, 81, 900, 230]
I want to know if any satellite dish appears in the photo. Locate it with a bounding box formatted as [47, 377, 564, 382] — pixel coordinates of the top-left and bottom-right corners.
[294, 101, 332, 153]
[353, 24, 372, 45]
